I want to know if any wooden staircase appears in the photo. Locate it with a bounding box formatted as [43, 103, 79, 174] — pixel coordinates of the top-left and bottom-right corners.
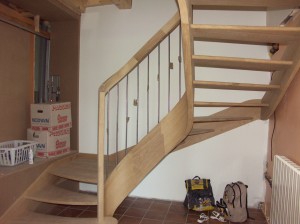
[1, 0, 300, 223]
[176, 0, 300, 150]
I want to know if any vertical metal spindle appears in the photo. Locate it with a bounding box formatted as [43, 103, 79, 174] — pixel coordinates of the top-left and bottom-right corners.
[106, 91, 110, 177]
[168, 34, 171, 112]
[158, 44, 161, 123]
[147, 55, 150, 133]
[116, 84, 119, 165]
[179, 25, 182, 99]
[125, 76, 128, 155]
[137, 65, 140, 143]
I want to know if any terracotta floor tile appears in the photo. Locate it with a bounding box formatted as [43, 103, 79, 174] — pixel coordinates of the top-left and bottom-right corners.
[113, 213, 122, 220]
[141, 218, 164, 224]
[119, 215, 142, 224]
[163, 221, 186, 224]
[78, 210, 97, 218]
[150, 201, 171, 212]
[120, 197, 137, 208]
[186, 214, 200, 223]
[46, 205, 68, 216]
[86, 205, 97, 212]
[115, 206, 129, 215]
[131, 198, 153, 209]
[169, 202, 188, 214]
[39, 197, 267, 224]
[144, 210, 167, 220]
[164, 211, 187, 223]
[124, 207, 148, 218]
[34, 203, 56, 213]
[57, 208, 84, 217]
[153, 199, 173, 204]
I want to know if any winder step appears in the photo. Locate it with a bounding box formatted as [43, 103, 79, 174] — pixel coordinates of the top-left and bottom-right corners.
[25, 180, 97, 205]
[48, 155, 98, 184]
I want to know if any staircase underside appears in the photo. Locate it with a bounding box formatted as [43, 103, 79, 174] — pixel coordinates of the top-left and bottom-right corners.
[175, 100, 262, 151]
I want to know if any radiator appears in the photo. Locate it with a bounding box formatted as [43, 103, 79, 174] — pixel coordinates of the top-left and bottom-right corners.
[271, 156, 300, 224]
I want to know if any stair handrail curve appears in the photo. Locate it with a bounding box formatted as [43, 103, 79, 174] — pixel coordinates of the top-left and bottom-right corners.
[97, 12, 186, 223]
[99, 12, 180, 93]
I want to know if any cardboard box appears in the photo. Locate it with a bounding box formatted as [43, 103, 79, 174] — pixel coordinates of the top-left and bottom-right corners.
[31, 102, 72, 131]
[27, 128, 70, 158]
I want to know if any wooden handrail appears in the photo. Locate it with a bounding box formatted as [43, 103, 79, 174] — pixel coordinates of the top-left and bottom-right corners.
[99, 12, 180, 93]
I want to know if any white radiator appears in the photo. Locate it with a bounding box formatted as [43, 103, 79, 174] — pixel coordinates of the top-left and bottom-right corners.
[271, 156, 300, 224]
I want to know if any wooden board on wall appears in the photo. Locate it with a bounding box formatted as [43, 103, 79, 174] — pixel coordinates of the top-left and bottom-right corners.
[50, 20, 80, 151]
[0, 21, 33, 142]
[267, 69, 300, 175]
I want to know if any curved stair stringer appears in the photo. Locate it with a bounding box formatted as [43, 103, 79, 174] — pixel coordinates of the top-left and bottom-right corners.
[104, 93, 193, 216]
[174, 99, 262, 151]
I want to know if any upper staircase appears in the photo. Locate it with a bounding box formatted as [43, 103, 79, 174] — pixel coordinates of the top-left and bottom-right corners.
[1, 0, 300, 223]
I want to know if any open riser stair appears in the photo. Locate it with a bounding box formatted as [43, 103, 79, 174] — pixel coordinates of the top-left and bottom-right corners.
[1, 0, 300, 223]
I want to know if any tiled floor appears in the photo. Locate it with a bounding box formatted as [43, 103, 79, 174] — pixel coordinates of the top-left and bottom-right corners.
[40, 197, 268, 224]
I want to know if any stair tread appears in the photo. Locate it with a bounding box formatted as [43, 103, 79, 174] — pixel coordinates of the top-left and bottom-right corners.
[194, 101, 269, 107]
[193, 80, 280, 91]
[191, 24, 300, 44]
[194, 116, 254, 123]
[190, 0, 300, 10]
[48, 156, 98, 184]
[192, 55, 292, 71]
[8, 212, 99, 224]
[25, 181, 97, 205]
[189, 128, 215, 136]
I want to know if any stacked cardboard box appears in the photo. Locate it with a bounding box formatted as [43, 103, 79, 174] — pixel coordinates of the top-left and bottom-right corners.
[27, 102, 72, 158]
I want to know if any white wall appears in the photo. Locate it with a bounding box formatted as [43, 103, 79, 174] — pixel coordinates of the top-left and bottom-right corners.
[80, 0, 269, 207]
[267, 9, 292, 26]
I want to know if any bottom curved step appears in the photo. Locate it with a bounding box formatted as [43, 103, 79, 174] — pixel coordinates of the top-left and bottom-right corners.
[25, 180, 97, 205]
[6, 211, 117, 224]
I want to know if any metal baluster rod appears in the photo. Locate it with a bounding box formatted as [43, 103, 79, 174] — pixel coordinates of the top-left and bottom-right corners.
[158, 44, 161, 123]
[147, 55, 150, 133]
[106, 91, 110, 177]
[116, 84, 119, 165]
[125, 76, 129, 155]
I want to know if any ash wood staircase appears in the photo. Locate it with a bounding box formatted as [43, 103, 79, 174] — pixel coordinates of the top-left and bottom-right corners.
[2, 1, 300, 223]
